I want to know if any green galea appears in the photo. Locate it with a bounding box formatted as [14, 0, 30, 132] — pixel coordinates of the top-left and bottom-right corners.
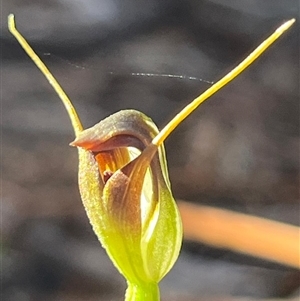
[71, 110, 182, 300]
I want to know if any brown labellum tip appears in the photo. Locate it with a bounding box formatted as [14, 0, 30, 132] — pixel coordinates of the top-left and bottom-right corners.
[69, 140, 77, 147]
[69, 136, 93, 149]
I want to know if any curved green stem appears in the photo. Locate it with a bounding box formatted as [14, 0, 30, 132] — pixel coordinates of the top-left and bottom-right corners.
[125, 282, 160, 301]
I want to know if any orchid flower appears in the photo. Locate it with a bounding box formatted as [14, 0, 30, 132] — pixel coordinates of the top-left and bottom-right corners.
[8, 14, 295, 301]
[71, 110, 182, 298]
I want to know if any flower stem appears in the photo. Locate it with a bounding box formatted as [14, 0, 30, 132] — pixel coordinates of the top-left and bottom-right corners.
[125, 282, 160, 301]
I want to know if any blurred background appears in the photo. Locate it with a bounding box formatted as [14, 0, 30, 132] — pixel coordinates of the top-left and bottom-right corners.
[2, 0, 299, 300]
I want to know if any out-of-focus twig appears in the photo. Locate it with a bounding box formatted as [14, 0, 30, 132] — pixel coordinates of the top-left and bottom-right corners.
[179, 201, 300, 269]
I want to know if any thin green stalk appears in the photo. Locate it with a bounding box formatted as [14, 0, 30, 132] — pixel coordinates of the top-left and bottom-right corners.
[125, 282, 160, 301]
[8, 14, 83, 136]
